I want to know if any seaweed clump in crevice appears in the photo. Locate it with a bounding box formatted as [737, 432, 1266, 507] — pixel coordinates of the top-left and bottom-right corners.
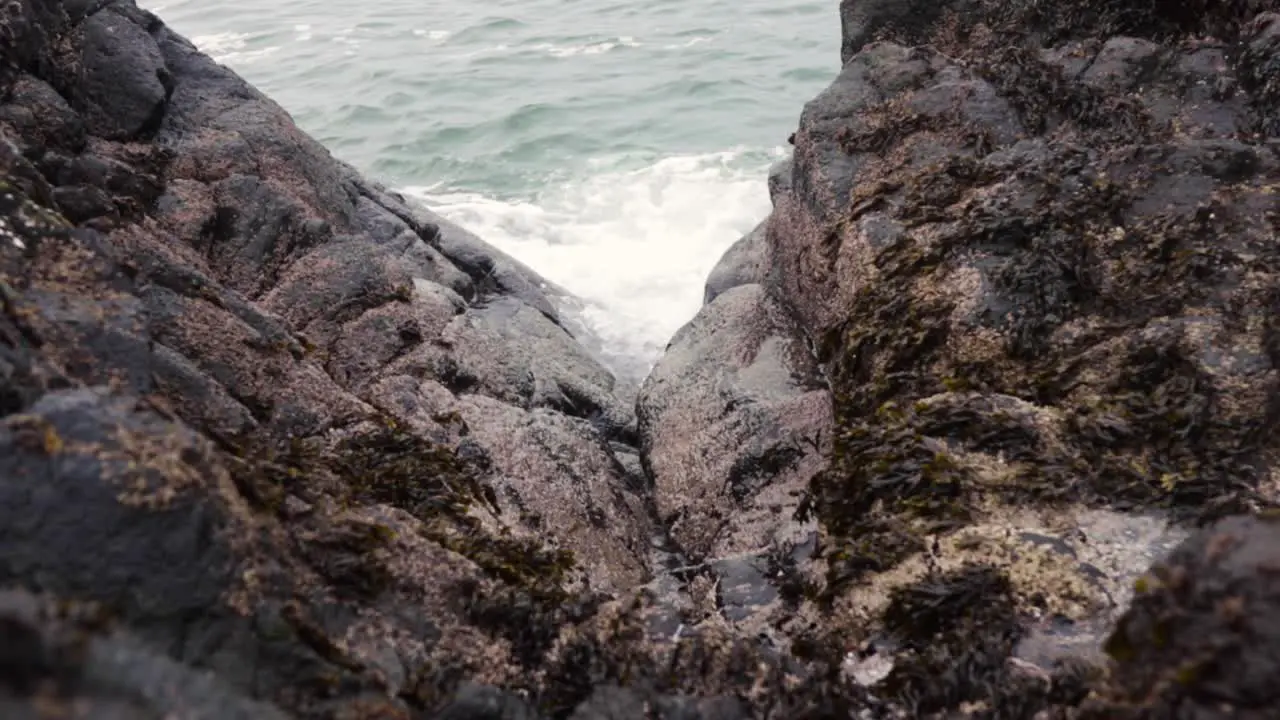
[230, 417, 574, 589]
[330, 420, 585, 677]
[531, 606, 879, 720]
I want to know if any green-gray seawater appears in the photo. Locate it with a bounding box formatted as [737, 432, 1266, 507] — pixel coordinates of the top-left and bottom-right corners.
[147, 0, 838, 382]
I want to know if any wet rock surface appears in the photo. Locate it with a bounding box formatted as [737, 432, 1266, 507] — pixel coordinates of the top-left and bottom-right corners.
[0, 1, 660, 716]
[6, 0, 1280, 718]
[638, 282, 831, 639]
[647, 0, 1280, 715]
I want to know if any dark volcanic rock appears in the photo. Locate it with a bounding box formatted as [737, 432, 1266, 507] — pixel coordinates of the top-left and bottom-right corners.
[643, 0, 1280, 716]
[1087, 514, 1280, 719]
[10, 0, 1280, 717]
[0, 0, 662, 716]
[0, 388, 243, 643]
[838, 0, 967, 64]
[74, 8, 172, 141]
[0, 588, 289, 720]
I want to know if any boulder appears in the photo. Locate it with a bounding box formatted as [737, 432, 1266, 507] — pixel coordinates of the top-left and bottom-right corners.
[761, 0, 1280, 714]
[637, 283, 830, 635]
[703, 221, 769, 305]
[0, 587, 290, 720]
[0, 1, 659, 716]
[72, 8, 171, 141]
[1089, 514, 1280, 719]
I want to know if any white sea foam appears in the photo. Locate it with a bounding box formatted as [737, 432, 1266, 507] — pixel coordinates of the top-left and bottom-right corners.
[537, 36, 642, 58]
[412, 29, 453, 41]
[663, 36, 713, 49]
[190, 32, 279, 64]
[403, 148, 785, 384]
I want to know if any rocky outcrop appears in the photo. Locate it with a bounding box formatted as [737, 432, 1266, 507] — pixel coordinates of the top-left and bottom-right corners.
[639, 0, 1280, 715]
[0, 0, 662, 716]
[9, 0, 1280, 717]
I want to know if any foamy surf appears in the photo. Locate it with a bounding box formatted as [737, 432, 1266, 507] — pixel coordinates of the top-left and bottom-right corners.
[191, 32, 280, 64]
[536, 36, 642, 57]
[403, 147, 785, 385]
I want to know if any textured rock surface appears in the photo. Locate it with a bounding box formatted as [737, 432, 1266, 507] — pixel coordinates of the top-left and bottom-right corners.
[638, 283, 831, 638]
[8, 0, 1280, 718]
[0, 1, 658, 716]
[642, 0, 1280, 715]
[778, 0, 1280, 714]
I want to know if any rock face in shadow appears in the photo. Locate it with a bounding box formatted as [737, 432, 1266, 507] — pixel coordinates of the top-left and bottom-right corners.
[0, 588, 291, 720]
[1085, 513, 1280, 719]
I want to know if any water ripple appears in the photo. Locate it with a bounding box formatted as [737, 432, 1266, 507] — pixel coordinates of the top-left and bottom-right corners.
[143, 0, 839, 377]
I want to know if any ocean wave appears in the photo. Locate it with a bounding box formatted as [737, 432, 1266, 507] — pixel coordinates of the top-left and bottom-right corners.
[190, 32, 280, 64]
[537, 36, 642, 57]
[402, 147, 787, 383]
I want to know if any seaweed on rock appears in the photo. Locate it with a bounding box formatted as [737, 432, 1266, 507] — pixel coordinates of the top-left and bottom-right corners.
[809, 30, 1279, 594]
[878, 564, 1023, 713]
[226, 418, 583, 670]
[869, 564, 1099, 717]
[789, 0, 1280, 716]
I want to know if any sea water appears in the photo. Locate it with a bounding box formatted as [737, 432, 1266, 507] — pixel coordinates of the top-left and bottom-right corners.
[145, 0, 838, 384]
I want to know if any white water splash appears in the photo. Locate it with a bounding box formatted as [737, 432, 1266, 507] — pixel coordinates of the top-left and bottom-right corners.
[190, 32, 280, 64]
[535, 36, 642, 58]
[404, 147, 785, 384]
